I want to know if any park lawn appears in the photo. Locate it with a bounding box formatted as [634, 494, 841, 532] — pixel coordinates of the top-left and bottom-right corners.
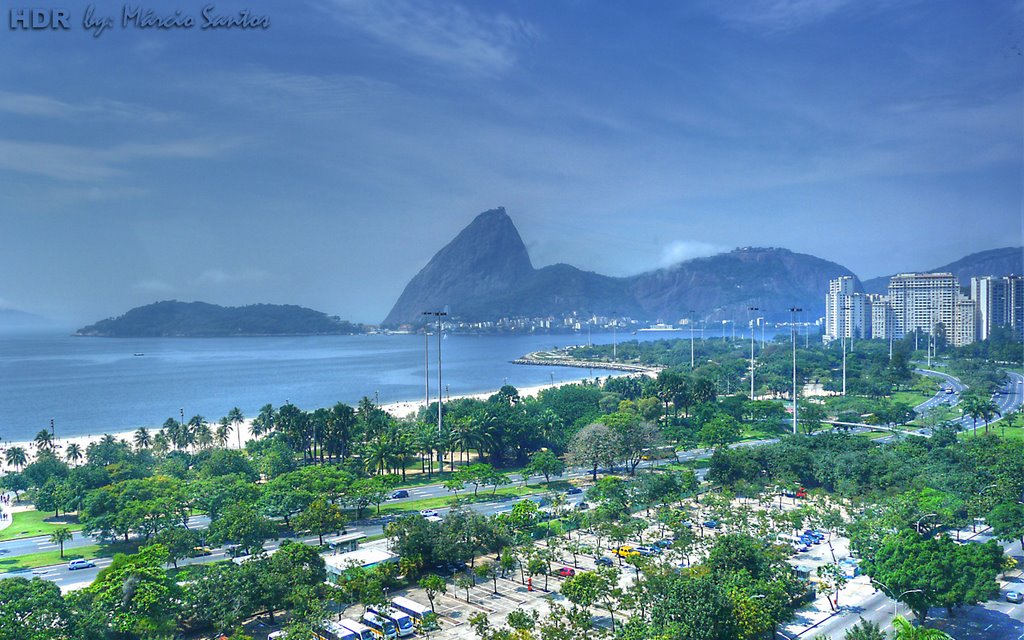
[0, 508, 81, 542]
[0, 540, 137, 573]
[661, 459, 710, 472]
[361, 481, 571, 518]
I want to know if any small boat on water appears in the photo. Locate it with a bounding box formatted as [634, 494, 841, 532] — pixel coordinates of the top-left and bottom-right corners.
[133, 353, 144, 357]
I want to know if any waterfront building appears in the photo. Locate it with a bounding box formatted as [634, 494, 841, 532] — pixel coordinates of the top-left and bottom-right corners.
[971, 275, 1024, 340]
[824, 276, 870, 342]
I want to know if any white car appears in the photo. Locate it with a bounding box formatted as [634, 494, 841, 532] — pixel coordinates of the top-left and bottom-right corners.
[67, 559, 95, 570]
[1007, 591, 1023, 604]
[419, 509, 440, 518]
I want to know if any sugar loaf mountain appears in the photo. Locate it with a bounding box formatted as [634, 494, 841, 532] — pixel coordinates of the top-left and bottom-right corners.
[384, 208, 859, 327]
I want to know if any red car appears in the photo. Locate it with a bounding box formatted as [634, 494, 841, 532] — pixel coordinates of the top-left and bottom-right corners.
[557, 567, 576, 577]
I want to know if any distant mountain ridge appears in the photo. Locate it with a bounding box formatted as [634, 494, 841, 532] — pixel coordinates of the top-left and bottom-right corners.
[862, 247, 1023, 294]
[76, 301, 365, 337]
[383, 208, 859, 325]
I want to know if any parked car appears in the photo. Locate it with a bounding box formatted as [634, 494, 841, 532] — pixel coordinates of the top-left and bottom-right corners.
[68, 559, 95, 570]
[703, 520, 719, 529]
[390, 490, 410, 499]
[1007, 591, 1023, 604]
[419, 509, 440, 518]
[654, 539, 674, 549]
[634, 546, 660, 556]
[613, 545, 639, 558]
[595, 556, 614, 567]
[557, 567, 576, 577]
[575, 501, 589, 511]
[566, 487, 583, 495]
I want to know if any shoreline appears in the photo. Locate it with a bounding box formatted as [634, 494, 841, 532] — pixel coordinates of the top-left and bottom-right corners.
[0, 369, 652, 469]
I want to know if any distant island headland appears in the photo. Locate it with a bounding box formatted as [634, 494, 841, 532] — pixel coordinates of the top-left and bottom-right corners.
[74, 300, 367, 337]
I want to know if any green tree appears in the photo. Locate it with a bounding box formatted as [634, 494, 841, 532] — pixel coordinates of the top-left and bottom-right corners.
[891, 615, 952, 639]
[0, 577, 77, 640]
[85, 544, 178, 637]
[293, 497, 346, 546]
[419, 574, 447, 613]
[207, 503, 277, 554]
[863, 531, 1003, 623]
[844, 618, 886, 640]
[525, 450, 565, 484]
[988, 501, 1024, 547]
[565, 423, 621, 481]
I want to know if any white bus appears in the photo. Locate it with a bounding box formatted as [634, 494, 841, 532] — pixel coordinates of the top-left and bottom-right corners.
[367, 605, 415, 637]
[337, 618, 375, 640]
[313, 621, 359, 640]
[361, 612, 398, 639]
[391, 596, 430, 621]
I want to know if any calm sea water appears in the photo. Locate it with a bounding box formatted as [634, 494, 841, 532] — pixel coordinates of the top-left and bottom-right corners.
[0, 327, 787, 443]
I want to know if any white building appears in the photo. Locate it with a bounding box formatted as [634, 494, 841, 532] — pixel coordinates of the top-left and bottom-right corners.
[824, 276, 870, 342]
[886, 273, 974, 347]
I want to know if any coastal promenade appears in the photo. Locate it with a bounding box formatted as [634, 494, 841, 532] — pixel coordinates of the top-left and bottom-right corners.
[512, 350, 664, 375]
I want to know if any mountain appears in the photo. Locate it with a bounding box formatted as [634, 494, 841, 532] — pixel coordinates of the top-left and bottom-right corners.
[76, 301, 366, 337]
[383, 208, 859, 325]
[0, 308, 60, 333]
[862, 247, 1024, 294]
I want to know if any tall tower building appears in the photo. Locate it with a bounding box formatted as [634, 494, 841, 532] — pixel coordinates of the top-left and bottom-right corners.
[824, 276, 869, 341]
[886, 273, 975, 347]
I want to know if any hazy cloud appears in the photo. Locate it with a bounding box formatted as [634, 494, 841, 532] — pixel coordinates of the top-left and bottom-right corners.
[659, 240, 730, 268]
[320, 0, 535, 77]
[0, 91, 177, 122]
[709, 0, 857, 32]
[132, 280, 176, 294]
[195, 269, 268, 287]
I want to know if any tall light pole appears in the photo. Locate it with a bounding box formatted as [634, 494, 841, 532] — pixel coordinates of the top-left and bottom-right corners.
[424, 328, 430, 409]
[841, 301, 848, 396]
[689, 310, 696, 368]
[760, 316, 766, 351]
[790, 307, 802, 435]
[748, 307, 759, 401]
[423, 311, 447, 453]
[611, 312, 618, 362]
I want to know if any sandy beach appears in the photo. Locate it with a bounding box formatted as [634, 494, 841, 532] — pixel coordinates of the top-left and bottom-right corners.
[0, 372, 650, 469]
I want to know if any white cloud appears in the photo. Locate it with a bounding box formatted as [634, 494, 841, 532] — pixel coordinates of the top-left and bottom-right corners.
[0, 91, 177, 123]
[0, 138, 238, 181]
[659, 240, 729, 268]
[132, 279, 176, 294]
[195, 268, 268, 286]
[319, 0, 535, 77]
[708, 0, 858, 32]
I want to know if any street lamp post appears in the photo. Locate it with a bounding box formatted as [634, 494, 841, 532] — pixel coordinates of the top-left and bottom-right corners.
[748, 307, 759, 401]
[790, 307, 802, 435]
[689, 310, 696, 368]
[423, 311, 447, 463]
[915, 513, 938, 534]
[871, 578, 923, 621]
[424, 328, 430, 409]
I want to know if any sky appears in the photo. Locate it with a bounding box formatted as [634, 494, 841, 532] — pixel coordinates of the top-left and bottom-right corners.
[1, 0, 1021, 325]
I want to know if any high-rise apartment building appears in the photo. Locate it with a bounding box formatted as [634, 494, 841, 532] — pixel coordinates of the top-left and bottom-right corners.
[971, 275, 1024, 340]
[824, 276, 870, 342]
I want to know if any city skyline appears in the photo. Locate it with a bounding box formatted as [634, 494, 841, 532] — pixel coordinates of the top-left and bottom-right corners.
[1, 1, 1021, 324]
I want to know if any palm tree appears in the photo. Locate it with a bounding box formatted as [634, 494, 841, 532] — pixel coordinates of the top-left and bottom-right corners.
[163, 417, 183, 450]
[251, 404, 275, 439]
[194, 419, 213, 450]
[34, 429, 54, 454]
[891, 616, 952, 639]
[960, 394, 985, 436]
[978, 400, 1000, 435]
[215, 417, 232, 448]
[5, 446, 27, 472]
[227, 407, 245, 449]
[187, 415, 206, 451]
[134, 427, 152, 450]
[49, 528, 73, 558]
[362, 436, 395, 475]
[152, 431, 170, 456]
[65, 443, 83, 466]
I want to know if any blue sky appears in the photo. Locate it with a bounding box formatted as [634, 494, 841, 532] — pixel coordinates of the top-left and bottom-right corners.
[1, 0, 1021, 324]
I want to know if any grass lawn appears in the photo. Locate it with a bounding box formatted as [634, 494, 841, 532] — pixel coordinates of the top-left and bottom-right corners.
[0, 508, 81, 542]
[0, 540, 137, 573]
[353, 480, 571, 518]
